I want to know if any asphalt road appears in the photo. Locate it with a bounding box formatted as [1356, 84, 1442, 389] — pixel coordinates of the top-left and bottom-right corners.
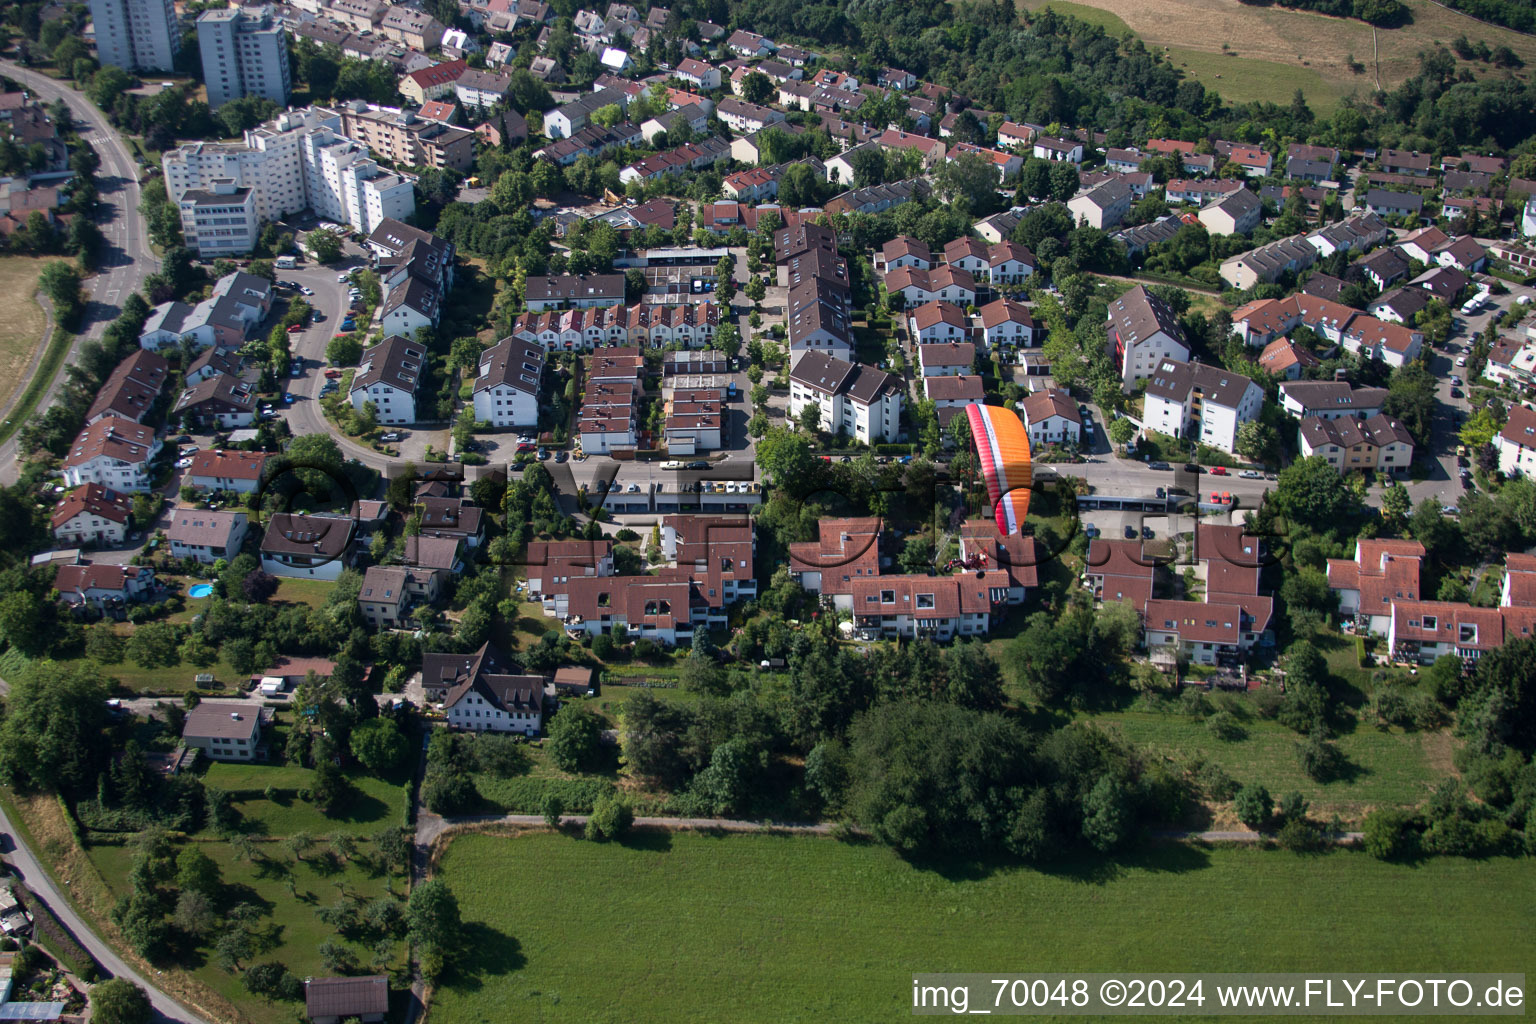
[0, 800, 211, 1024]
[0, 62, 156, 484]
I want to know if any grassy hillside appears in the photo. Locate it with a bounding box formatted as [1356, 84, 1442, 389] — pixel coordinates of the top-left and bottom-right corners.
[1025, 0, 1536, 110]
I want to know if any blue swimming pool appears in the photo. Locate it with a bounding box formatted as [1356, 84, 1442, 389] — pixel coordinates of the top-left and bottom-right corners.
[188, 583, 214, 598]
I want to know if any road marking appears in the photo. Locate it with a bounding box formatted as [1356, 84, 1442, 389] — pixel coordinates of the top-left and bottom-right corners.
[104, 289, 119, 305]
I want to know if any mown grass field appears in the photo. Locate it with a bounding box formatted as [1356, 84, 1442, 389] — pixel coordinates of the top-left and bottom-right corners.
[0, 256, 54, 417]
[1026, 0, 1536, 107]
[431, 831, 1536, 1024]
[200, 760, 408, 837]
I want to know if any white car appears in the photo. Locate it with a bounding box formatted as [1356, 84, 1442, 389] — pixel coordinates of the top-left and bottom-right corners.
[336, 272, 350, 283]
[1456, 355, 1467, 366]
[176, 457, 194, 468]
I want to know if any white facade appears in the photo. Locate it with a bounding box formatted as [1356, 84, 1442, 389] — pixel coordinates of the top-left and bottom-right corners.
[178, 182, 260, 257]
[54, 511, 128, 546]
[163, 107, 416, 235]
[90, 0, 180, 71]
[473, 383, 538, 428]
[788, 379, 901, 444]
[350, 380, 416, 425]
[444, 689, 543, 734]
[63, 445, 162, 493]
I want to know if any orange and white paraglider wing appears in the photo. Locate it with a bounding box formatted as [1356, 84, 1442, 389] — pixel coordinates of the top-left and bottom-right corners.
[966, 404, 1033, 535]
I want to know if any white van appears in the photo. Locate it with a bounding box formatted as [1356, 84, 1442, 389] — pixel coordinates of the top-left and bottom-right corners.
[275, 255, 297, 269]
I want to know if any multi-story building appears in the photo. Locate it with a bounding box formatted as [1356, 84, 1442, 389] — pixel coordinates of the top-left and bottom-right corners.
[177, 181, 260, 256]
[1297, 414, 1415, 474]
[167, 509, 249, 563]
[472, 336, 544, 428]
[349, 335, 427, 425]
[1496, 404, 1536, 479]
[334, 103, 477, 172]
[1020, 388, 1081, 447]
[1141, 359, 1262, 454]
[89, 0, 180, 71]
[788, 352, 902, 444]
[61, 420, 162, 492]
[260, 513, 355, 580]
[1106, 285, 1190, 390]
[197, 5, 290, 109]
[51, 483, 133, 547]
[164, 107, 417, 235]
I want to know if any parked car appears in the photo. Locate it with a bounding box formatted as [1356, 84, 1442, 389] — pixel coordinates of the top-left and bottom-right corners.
[1084, 524, 1101, 538]
[515, 442, 535, 453]
[537, 448, 551, 461]
[1451, 376, 1463, 386]
[286, 323, 305, 333]
[1123, 524, 1137, 539]
[324, 368, 343, 379]
[1209, 466, 1228, 476]
[686, 460, 709, 470]
[299, 285, 314, 296]
[1456, 355, 1467, 366]
[554, 450, 569, 463]
[1148, 461, 1172, 471]
[1183, 463, 1201, 474]
[282, 392, 295, 404]
[1238, 470, 1262, 479]
[381, 432, 402, 443]
[336, 272, 351, 283]
[341, 320, 356, 331]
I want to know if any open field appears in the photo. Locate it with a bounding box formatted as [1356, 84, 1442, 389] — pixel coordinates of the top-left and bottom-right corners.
[432, 831, 1536, 1024]
[0, 257, 54, 419]
[1090, 708, 1450, 819]
[1027, 0, 1536, 107]
[201, 760, 407, 837]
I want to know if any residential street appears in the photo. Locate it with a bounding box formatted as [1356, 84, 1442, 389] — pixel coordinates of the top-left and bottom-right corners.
[0, 61, 157, 484]
[0, 800, 212, 1024]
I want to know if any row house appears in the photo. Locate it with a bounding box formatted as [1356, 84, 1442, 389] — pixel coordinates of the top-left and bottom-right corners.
[1019, 388, 1081, 447]
[618, 136, 731, 185]
[941, 237, 1036, 284]
[1218, 234, 1317, 290]
[54, 563, 157, 607]
[509, 301, 719, 351]
[86, 350, 170, 425]
[1298, 414, 1415, 474]
[1278, 380, 1387, 421]
[973, 298, 1039, 352]
[883, 265, 977, 308]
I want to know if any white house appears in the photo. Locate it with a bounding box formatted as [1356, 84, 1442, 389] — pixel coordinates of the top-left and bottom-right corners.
[907, 302, 968, 345]
[1032, 137, 1082, 164]
[1020, 388, 1082, 447]
[349, 335, 427, 425]
[917, 341, 976, 377]
[61, 420, 162, 493]
[1106, 286, 1190, 390]
[167, 509, 250, 563]
[51, 484, 133, 547]
[181, 703, 263, 762]
[974, 298, 1038, 351]
[675, 57, 720, 91]
[1067, 179, 1133, 230]
[472, 336, 544, 428]
[1141, 360, 1262, 454]
[789, 352, 902, 444]
[1497, 405, 1536, 479]
[260, 512, 355, 580]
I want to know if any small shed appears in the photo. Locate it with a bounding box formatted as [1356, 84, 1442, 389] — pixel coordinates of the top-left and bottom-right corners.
[551, 666, 598, 697]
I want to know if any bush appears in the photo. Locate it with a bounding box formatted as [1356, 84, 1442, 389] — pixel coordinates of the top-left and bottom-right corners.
[1205, 711, 1246, 742]
[584, 795, 634, 841]
[1361, 807, 1420, 861]
[1296, 733, 1347, 782]
[1233, 783, 1272, 829]
[591, 633, 614, 660]
[1276, 815, 1328, 853]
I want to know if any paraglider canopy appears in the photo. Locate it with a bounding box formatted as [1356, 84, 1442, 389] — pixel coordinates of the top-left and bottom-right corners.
[966, 404, 1033, 535]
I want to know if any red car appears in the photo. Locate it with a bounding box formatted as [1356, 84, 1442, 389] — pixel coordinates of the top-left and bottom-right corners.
[324, 369, 343, 379]
[515, 442, 536, 453]
[286, 324, 305, 333]
[1209, 466, 1228, 476]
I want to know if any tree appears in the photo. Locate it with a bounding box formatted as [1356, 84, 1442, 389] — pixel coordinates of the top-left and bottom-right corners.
[407, 878, 461, 955]
[936, 153, 1001, 212]
[681, 738, 765, 817]
[739, 71, 774, 105]
[350, 718, 409, 773]
[754, 427, 818, 494]
[1081, 776, 1131, 851]
[796, 401, 823, 436]
[1361, 807, 1419, 860]
[1274, 456, 1361, 533]
[541, 793, 565, 827]
[39, 260, 81, 311]
[584, 794, 634, 840]
[1233, 783, 1272, 829]
[306, 228, 343, 264]
[547, 705, 604, 772]
[90, 979, 152, 1024]
[0, 661, 110, 794]
[1235, 420, 1279, 466]
[326, 333, 363, 366]
[175, 846, 221, 898]
[1108, 417, 1136, 446]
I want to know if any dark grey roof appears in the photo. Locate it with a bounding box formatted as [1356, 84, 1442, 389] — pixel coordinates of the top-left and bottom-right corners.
[475, 336, 545, 396]
[304, 976, 389, 1018]
[352, 335, 427, 395]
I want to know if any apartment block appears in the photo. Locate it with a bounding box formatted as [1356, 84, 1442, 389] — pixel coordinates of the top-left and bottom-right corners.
[197, 5, 291, 109]
[89, 0, 180, 71]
